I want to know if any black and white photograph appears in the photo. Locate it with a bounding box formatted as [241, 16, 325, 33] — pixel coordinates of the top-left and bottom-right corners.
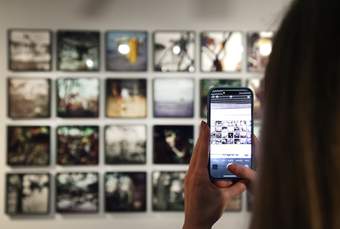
[106, 31, 147, 71]
[8, 78, 51, 119]
[211, 120, 252, 145]
[105, 125, 146, 164]
[8, 29, 52, 71]
[201, 31, 244, 72]
[106, 79, 147, 118]
[57, 126, 99, 165]
[247, 78, 263, 120]
[7, 126, 50, 166]
[225, 195, 242, 211]
[56, 172, 99, 213]
[57, 30, 100, 71]
[152, 171, 186, 211]
[200, 79, 242, 118]
[105, 172, 146, 212]
[153, 31, 195, 72]
[6, 173, 50, 215]
[247, 32, 274, 72]
[57, 78, 99, 118]
[153, 125, 193, 164]
[153, 78, 194, 118]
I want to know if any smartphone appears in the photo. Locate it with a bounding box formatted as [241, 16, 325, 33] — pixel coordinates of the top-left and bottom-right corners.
[207, 87, 253, 181]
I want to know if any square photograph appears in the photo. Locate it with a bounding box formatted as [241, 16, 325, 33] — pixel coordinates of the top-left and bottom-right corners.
[153, 125, 193, 164]
[247, 78, 263, 120]
[225, 194, 242, 211]
[8, 29, 52, 71]
[105, 172, 146, 212]
[57, 126, 99, 165]
[153, 78, 194, 118]
[57, 78, 99, 118]
[200, 79, 242, 118]
[56, 172, 99, 213]
[201, 31, 244, 72]
[105, 125, 146, 164]
[106, 79, 147, 118]
[8, 78, 50, 119]
[152, 171, 186, 211]
[6, 173, 50, 215]
[57, 30, 100, 71]
[7, 126, 50, 166]
[247, 32, 274, 72]
[153, 31, 195, 72]
[106, 31, 147, 71]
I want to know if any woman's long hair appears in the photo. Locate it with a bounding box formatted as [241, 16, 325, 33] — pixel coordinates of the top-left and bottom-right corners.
[251, 0, 340, 229]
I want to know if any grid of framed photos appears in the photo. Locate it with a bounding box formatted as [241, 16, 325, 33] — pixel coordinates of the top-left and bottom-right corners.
[5, 29, 271, 215]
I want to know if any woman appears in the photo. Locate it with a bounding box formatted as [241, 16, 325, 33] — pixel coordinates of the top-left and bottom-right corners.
[183, 0, 340, 229]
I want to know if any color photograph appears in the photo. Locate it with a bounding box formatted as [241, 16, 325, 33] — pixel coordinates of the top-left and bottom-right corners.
[56, 172, 99, 213]
[8, 29, 52, 71]
[105, 125, 146, 164]
[154, 31, 195, 72]
[106, 31, 147, 71]
[153, 78, 194, 117]
[153, 125, 193, 164]
[7, 126, 50, 166]
[57, 30, 100, 71]
[225, 195, 242, 211]
[106, 79, 147, 118]
[57, 126, 99, 165]
[201, 31, 244, 72]
[105, 172, 146, 212]
[8, 78, 50, 119]
[57, 78, 99, 118]
[6, 173, 50, 215]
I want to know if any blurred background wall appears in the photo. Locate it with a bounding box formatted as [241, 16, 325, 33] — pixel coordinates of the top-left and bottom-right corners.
[0, 0, 290, 228]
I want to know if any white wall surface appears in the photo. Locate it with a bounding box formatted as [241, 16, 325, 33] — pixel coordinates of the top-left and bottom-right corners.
[0, 0, 290, 228]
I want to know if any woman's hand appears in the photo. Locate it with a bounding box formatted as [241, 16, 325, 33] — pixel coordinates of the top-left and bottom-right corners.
[183, 121, 247, 229]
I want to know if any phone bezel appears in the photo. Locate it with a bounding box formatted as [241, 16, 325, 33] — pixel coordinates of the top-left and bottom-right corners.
[207, 87, 254, 182]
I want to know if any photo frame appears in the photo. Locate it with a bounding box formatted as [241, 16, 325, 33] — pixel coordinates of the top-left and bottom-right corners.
[225, 194, 242, 212]
[6, 173, 50, 215]
[246, 78, 263, 120]
[8, 29, 52, 71]
[105, 172, 147, 212]
[57, 78, 100, 118]
[106, 31, 148, 71]
[57, 30, 100, 71]
[153, 31, 195, 72]
[56, 126, 99, 165]
[7, 126, 50, 166]
[55, 172, 99, 213]
[8, 78, 51, 119]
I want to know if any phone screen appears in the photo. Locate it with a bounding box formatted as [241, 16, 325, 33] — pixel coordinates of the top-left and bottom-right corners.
[208, 88, 253, 180]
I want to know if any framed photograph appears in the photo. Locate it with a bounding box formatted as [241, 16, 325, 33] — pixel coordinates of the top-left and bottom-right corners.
[8, 29, 52, 71]
[200, 79, 242, 118]
[153, 125, 193, 164]
[105, 125, 146, 164]
[57, 30, 100, 71]
[56, 172, 99, 213]
[57, 78, 100, 118]
[7, 126, 50, 166]
[105, 172, 146, 212]
[6, 173, 50, 215]
[152, 171, 186, 211]
[201, 31, 244, 72]
[8, 78, 51, 119]
[247, 78, 263, 120]
[57, 126, 99, 165]
[106, 79, 147, 118]
[225, 194, 242, 211]
[153, 31, 195, 72]
[247, 32, 274, 72]
[106, 31, 147, 71]
[153, 78, 194, 118]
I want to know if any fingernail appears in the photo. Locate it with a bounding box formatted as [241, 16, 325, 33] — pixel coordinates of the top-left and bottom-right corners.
[200, 120, 204, 127]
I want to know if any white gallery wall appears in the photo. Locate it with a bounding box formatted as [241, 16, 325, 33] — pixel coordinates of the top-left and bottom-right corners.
[0, 0, 290, 228]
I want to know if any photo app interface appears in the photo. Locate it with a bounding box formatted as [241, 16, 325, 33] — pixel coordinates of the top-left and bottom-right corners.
[210, 89, 252, 179]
